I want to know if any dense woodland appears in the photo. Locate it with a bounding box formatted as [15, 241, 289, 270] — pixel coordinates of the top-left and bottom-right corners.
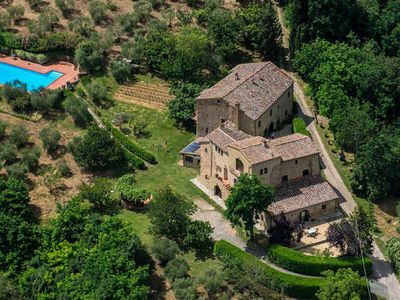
[0, 0, 399, 298]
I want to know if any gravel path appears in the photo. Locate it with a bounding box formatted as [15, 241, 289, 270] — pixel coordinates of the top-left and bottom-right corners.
[192, 199, 319, 278]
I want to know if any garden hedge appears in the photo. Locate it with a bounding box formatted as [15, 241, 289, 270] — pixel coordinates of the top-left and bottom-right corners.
[293, 117, 309, 136]
[214, 240, 326, 299]
[103, 118, 157, 164]
[123, 149, 146, 170]
[267, 244, 372, 276]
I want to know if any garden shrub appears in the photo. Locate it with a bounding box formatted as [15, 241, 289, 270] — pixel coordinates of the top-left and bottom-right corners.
[165, 258, 189, 281]
[293, 117, 309, 136]
[151, 238, 180, 265]
[267, 244, 372, 276]
[103, 118, 157, 164]
[214, 240, 325, 299]
[123, 149, 146, 170]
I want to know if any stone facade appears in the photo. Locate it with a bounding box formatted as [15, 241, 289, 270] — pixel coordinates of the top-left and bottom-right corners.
[189, 61, 339, 229]
[196, 62, 294, 137]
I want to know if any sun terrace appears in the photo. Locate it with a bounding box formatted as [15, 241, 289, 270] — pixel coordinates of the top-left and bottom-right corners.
[0, 54, 79, 91]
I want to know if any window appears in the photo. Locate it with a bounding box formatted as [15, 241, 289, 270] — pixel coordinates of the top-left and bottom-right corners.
[295, 160, 298, 164]
[263, 167, 268, 174]
[288, 91, 291, 98]
[259, 169, 263, 175]
[206, 128, 208, 134]
[258, 120, 261, 128]
[278, 105, 280, 109]
[282, 175, 288, 182]
[185, 156, 193, 163]
[215, 145, 218, 151]
[270, 110, 272, 116]
[322, 204, 327, 209]
[235, 158, 244, 173]
[205, 148, 208, 153]
[303, 169, 310, 176]
[217, 99, 221, 103]
[285, 110, 288, 116]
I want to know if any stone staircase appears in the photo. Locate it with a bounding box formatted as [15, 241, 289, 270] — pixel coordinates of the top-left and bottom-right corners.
[114, 82, 174, 110]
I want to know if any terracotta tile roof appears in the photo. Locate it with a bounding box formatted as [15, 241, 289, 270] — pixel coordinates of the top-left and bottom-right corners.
[267, 134, 319, 161]
[267, 176, 339, 215]
[197, 62, 293, 120]
[207, 121, 251, 151]
[228, 133, 318, 165]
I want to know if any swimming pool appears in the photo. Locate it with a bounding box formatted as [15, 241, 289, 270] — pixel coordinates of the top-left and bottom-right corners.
[0, 61, 64, 91]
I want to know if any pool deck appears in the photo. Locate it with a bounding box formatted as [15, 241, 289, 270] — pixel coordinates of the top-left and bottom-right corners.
[0, 55, 79, 90]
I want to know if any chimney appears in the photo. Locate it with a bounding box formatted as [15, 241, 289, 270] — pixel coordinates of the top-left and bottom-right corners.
[233, 102, 240, 129]
[235, 72, 240, 80]
[251, 77, 258, 86]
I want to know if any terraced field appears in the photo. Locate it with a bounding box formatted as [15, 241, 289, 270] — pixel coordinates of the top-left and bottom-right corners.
[114, 82, 174, 110]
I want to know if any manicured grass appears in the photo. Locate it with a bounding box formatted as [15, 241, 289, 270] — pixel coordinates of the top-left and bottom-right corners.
[102, 102, 208, 201]
[293, 116, 309, 136]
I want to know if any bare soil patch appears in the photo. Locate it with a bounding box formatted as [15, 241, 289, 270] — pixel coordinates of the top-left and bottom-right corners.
[0, 112, 92, 220]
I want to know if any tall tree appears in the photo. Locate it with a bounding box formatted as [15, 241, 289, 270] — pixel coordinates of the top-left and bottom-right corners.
[225, 174, 274, 238]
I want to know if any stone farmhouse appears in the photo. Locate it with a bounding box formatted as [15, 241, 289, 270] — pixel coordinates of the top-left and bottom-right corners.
[196, 61, 294, 137]
[182, 62, 340, 228]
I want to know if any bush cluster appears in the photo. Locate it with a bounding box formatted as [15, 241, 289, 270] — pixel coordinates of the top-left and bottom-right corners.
[0, 31, 82, 54]
[103, 118, 157, 164]
[267, 244, 372, 276]
[214, 240, 325, 299]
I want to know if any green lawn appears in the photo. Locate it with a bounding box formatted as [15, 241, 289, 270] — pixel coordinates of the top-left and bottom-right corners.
[101, 102, 208, 200]
[119, 210, 222, 280]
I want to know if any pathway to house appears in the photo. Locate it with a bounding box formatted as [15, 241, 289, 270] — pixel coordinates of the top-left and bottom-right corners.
[192, 198, 319, 279]
[272, 2, 400, 299]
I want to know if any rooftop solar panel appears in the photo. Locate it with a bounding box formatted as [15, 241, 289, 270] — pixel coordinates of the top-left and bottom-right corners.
[183, 142, 200, 154]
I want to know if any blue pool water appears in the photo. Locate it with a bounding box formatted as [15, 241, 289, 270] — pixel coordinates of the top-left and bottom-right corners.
[0, 62, 64, 91]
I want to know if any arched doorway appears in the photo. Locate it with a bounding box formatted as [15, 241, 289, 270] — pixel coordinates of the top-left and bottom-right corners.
[299, 210, 310, 222]
[214, 185, 222, 198]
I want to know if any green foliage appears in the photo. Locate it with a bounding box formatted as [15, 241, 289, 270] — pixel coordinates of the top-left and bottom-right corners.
[168, 82, 204, 128]
[20, 200, 150, 299]
[316, 268, 365, 300]
[267, 244, 372, 276]
[183, 220, 213, 250]
[9, 125, 28, 148]
[225, 174, 274, 238]
[111, 61, 135, 84]
[78, 177, 120, 214]
[68, 16, 95, 37]
[70, 126, 125, 171]
[292, 117, 309, 136]
[57, 159, 72, 177]
[0, 120, 8, 140]
[75, 39, 107, 74]
[6, 5, 25, 24]
[173, 277, 198, 300]
[5, 162, 28, 181]
[386, 237, 400, 274]
[86, 80, 108, 102]
[352, 127, 400, 200]
[39, 126, 61, 153]
[63, 95, 92, 127]
[151, 238, 180, 265]
[197, 268, 226, 297]
[165, 258, 189, 281]
[235, 3, 282, 60]
[20, 146, 41, 172]
[88, 0, 108, 24]
[0, 142, 17, 165]
[103, 118, 157, 164]
[1, 81, 30, 113]
[214, 240, 328, 299]
[116, 174, 150, 204]
[0, 274, 21, 300]
[149, 186, 195, 243]
[0, 178, 38, 272]
[30, 90, 61, 114]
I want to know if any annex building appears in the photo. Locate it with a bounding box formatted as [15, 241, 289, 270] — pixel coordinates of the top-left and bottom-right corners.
[182, 62, 339, 228]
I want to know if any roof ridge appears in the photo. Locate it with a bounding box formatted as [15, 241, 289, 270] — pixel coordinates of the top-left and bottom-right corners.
[220, 62, 271, 101]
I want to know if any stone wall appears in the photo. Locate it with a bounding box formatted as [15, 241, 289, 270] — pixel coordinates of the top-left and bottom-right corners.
[196, 98, 230, 137]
